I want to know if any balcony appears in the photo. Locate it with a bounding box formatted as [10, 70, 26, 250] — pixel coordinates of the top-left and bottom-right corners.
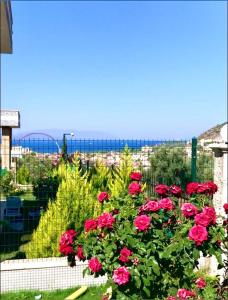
[0, 0, 13, 53]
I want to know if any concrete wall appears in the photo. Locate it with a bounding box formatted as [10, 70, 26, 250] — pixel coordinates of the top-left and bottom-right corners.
[0, 257, 107, 293]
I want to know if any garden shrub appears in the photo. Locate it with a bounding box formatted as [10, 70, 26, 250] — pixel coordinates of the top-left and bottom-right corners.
[25, 151, 133, 258]
[61, 176, 226, 300]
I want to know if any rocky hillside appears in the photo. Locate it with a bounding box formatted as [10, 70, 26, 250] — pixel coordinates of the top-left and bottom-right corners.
[198, 122, 227, 141]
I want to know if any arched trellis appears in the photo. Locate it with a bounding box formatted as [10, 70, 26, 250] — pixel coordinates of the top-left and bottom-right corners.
[20, 132, 61, 153]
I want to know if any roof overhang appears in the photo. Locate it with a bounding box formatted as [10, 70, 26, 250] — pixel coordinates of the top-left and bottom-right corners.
[0, 0, 13, 53]
[0, 110, 20, 128]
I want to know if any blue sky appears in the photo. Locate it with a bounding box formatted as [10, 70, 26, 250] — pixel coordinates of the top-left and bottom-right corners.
[1, 1, 227, 139]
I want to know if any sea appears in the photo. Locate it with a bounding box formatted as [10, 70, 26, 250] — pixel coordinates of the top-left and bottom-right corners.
[11, 139, 186, 154]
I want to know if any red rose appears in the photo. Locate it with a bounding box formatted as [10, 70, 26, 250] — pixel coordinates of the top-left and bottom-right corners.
[223, 203, 228, 214]
[186, 182, 199, 195]
[128, 182, 142, 195]
[155, 184, 169, 197]
[188, 225, 208, 245]
[181, 203, 198, 218]
[76, 246, 85, 260]
[194, 212, 211, 227]
[59, 244, 74, 256]
[85, 219, 97, 232]
[202, 206, 216, 225]
[177, 289, 195, 299]
[134, 215, 151, 231]
[113, 266, 130, 286]
[59, 229, 77, 256]
[159, 198, 174, 211]
[197, 182, 218, 195]
[97, 191, 110, 203]
[195, 277, 206, 289]
[88, 257, 102, 273]
[97, 212, 115, 229]
[170, 185, 182, 197]
[119, 247, 132, 263]
[130, 172, 142, 181]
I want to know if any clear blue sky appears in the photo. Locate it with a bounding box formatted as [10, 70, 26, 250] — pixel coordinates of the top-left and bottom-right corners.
[1, 1, 227, 139]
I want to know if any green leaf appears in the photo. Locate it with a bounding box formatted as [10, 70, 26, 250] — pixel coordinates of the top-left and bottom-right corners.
[143, 286, 151, 297]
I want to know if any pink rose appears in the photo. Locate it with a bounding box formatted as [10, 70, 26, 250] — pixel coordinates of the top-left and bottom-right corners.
[155, 184, 169, 197]
[145, 200, 161, 212]
[76, 246, 85, 260]
[194, 212, 211, 227]
[186, 182, 199, 195]
[134, 215, 151, 231]
[159, 198, 174, 211]
[85, 219, 97, 232]
[139, 200, 160, 214]
[60, 229, 77, 245]
[128, 182, 142, 195]
[177, 289, 195, 299]
[202, 206, 216, 225]
[167, 297, 177, 300]
[188, 225, 208, 245]
[170, 185, 182, 197]
[119, 247, 132, 263]
[113, 266, 130, 286]
[97, 212, 115, 229]
[195, 277, 206, 289]
[224, 203, 228, 214]
[97, 191, 110, 203]
[88, 257, 102, 273]
[130, 172, 142, 181]
[181, 203, 198, 218]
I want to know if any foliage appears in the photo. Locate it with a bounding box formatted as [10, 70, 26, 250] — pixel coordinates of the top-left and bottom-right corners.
[107, 146, 133, 198]
[32, 175, 59, 202]
[145, 145, 213, 191]
[147, 146, 191, 188]
[16, 153, 54, 184]
[0, 171, 15, 195]
[64, 176, 226, 300]
[25, 149, 134, 259]
[197, 151, 214, 182]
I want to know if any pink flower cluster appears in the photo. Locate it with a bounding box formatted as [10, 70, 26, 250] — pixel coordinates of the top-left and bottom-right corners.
[224, 203, 228, 214]
[119, 247, 132, 263]
[59, 229, 77, 256]
[187, 206, 216, 245]
[134, 214, 151, 231]
[130, 171, 142, 181]
[186, 182, 217, 195]
[97, 212, 115, 229]
[85, 219, 97, 232]
[97, 191, 110, 203]
[139, 198, 174, 214]
[88, 257, 102, 273]
[167, 278, 206, 299]
[113, 266, 130, 285]
[128, 182, 142, 195]
[155, 184, 182, 198]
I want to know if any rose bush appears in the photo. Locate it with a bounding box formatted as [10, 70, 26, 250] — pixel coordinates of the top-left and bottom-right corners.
[60, 177, 226, 299]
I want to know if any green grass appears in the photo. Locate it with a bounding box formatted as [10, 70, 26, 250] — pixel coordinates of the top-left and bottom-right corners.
[0, 285, 108, 300]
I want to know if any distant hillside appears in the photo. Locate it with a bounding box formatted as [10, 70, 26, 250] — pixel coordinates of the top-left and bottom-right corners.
[198, 122, 227, 141]
[13, 129, 118, 139]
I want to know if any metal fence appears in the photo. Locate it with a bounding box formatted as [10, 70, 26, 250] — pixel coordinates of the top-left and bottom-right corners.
[0, 138, 214, 292]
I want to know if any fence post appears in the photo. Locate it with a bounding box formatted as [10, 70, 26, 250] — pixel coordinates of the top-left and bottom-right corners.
[191, 137, 197, 181]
